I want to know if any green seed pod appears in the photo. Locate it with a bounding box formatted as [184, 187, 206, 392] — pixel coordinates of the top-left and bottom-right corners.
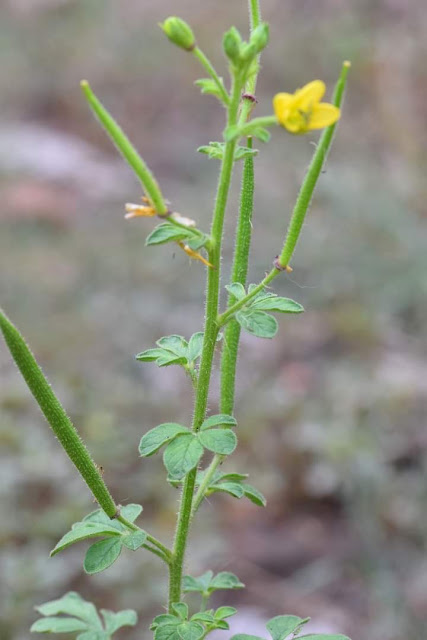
[250, 22, 270, 54]
[160, 16, 195, 51]
[223, 26, 243, 64]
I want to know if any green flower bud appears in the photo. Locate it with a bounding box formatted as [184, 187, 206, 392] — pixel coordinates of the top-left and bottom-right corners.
[250, 22, 270, 54]
[223, 26, 243, 64]
[160, 16, 195, 51]
[240, 42, 258, 62]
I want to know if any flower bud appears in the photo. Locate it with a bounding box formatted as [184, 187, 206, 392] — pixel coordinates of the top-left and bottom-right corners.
[240, 42, 258, 62]
[250, 22, 269, 54]
[160, 17, 195, 51]
[223, 27, 243, 64]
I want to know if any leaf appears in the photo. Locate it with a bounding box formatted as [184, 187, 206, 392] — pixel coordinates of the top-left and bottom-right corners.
[223, 125, 240, 142]
[34, 592, 102, 628]
[250, 297, 304, 314]
[84, 538, 122, 574]
[267, 615, 308, 640]
[76, 632, 107, 640]
[198, 143, 258, 162]
[230, 635, 264, 640]
[119, 503, 143, 523]
[209, 571, 245, 591]
[200, 414, 237, 430]
[172, 602, 188, 620]
[151, 615, 178, 630]
[155, 621, 205, 640]
[139, 423, 189, 457]
[209, 482, 245, 499]
[199, 429, 237, 455]
[216, 472, 248, 482]
[194, 78, 224, 100]
[241, 483, 267, 507]
[213, 621, 230, 630]
[191, 612, 216, 624]
[251, 127, 271, 143]
[183, 571, 214, 594]
[156, 354, 188, 367]
[121, 530, 147, 551]
[135, 348, 167, 362]
[163, 433, 204, 479]
[31, 617, 89, 633]
[146, 223, 192, 246]
[100, 609, 138, 635]
[236, 310, 278, 339]
[225, 283, 246, 300]
[50, 523, 121, 557]
[82, 510, 122, 531]
[215, 607, 237, 619]
[157, 335, 188, 357]
[187, 332, 204, 362]
[234, 145, 258, 160]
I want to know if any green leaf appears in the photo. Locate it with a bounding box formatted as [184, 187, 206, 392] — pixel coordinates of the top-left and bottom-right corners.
[84, 538, 122, 574]
[200, 414, 237, 430]
[225, 283, 246, 300]
[224, 124, 240, 142]
[250, 297, 304, 314]
[241, 483, 267, 507]
[50, 523, 121, 557]
[81, 510, 122, 531]
[236, 310, 278, 339]
[155, 621, 205, 640]
[121, 530, 147, 551]
[100, 609, 137, 635]
[215, 472, 248, 482]
[251, 127, 271, 143]
[135, 348, 167, 362]
[267, 615, 308, 640]
[146, 223, 192, 246]
[234, 145, 259, 160]
[76, 632, 107, 640]
[157, 335, 188, 357]
[215, 607, 237, 619]
[187, 332, 204, 362]
[156, 354, 188, 367]
[119, 503, 143, 523]
[34, 592, 102, 628]
[194, 78, 224, 100]
[151, 614, 178, 630]
[191, 612, 216, 624]
[139, 423, 189, 457]
[172, 602, 188, 620]
[183, 571, 213, 594]
[31, 617, 89, 633]
[230, 635, 264, 640]
[209, 482, 245, 499]
[163, 434, 204, 479]
[199, 429, 237, 455]
[210, 571, 245, 591]
[198, 142, 258, 162]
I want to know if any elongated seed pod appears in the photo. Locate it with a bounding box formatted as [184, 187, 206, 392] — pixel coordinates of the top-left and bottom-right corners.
[0, 309, 118, 517]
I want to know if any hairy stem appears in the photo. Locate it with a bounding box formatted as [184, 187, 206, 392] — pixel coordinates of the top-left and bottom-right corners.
[167, 76, 243, 610]
[193, 47, 230, 105]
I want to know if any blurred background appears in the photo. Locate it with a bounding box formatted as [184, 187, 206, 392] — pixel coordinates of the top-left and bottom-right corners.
[1, 1, 426, 639]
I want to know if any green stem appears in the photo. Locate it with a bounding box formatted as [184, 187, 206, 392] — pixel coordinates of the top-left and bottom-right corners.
[0, 309, 118, 518]
[220, 138, 255, 414]
[217, 268, 278, 327]
[196, 0, 263, 512]
[117, 514, 172, 564]
[80, 81, 167, 214]
[167, 76, 243, 611]
[193, 47, 230, 105]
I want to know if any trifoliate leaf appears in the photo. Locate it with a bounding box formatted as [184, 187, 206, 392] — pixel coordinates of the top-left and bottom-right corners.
[31, 618, 90, 634]
[163, 433, 204, 479]
[84, 538, 122, 574]
[117, 503, 143, 523]
[195, 78, 224, 100]
[139, 423, 189, 457]
[172, 602, 188, 621]
[199, 429, 237, 455]
[34, 592, 102, 627]
[183, 571, 214, 594]
[225, 283, 246, 300]
[156, 335, 188, 357]
[236, 310, 278, 338]
[208, 482, 245, 499]
[151, 614, 178, 630]
[155, 621, 205, 640]
[187, 332, 204, 362]
[215, 607, 237, 619]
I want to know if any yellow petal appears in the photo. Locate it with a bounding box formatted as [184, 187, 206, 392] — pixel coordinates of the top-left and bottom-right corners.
[294, 80, 325, 110]
[273, 92, 294, 123]
[308, 103, 340, 129]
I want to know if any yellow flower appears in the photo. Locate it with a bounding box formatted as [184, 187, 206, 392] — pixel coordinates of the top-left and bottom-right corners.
[273, 80, 340, 134]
